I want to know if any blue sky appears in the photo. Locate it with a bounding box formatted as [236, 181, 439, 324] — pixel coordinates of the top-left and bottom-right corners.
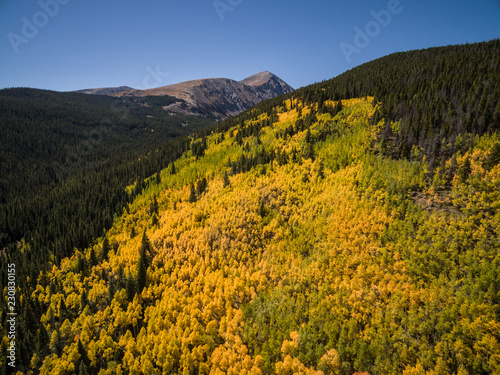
[0, 0, 499, 91]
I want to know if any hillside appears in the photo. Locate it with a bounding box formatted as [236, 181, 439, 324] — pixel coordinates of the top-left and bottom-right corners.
[1, 41, 499, 374]
[0, 87, 214, 269]
[18, 95, 500, 375]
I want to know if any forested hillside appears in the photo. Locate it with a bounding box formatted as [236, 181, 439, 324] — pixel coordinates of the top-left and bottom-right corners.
[1, 41, 499, 374]
[0, 87, 213, 277]
[16, 95, 500, 374]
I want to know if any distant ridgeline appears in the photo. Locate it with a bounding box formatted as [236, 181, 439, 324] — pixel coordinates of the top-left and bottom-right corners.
[0, 40, 499, 374]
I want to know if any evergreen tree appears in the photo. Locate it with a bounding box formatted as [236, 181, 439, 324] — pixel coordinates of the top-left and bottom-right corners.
[126, 275, 137, 301]
[89, 248, 97, 268]
[155, 172, 162, 184]
[152, 213, 159, 226]
[78, 362, 89, 375]
[140, 231, 151, 265]
[223, 171, 231, 188]
[102, 237, 110, 260]
[196, 177, 208, 196]
[77, 339, 90, 372]
[305, 127, 311, 144]
[317, 160, 325, 179]
[458, 156, 472, 183]
[80, 289, 88, 313]
[59, 297, 70, 321]
[137, 251, 147, 293]
[36, 324, 50, 355]
[189, 183, 197, 203]
[485, 142, 500, 170]
[169, 161, 176, 175]
[150, 196, 159, 215]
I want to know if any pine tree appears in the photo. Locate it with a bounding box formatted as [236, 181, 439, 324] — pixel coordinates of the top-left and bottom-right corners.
[305, 128, 311, 144]
[189, 183, 197, 203]
[77, 339, 90, 372]
[223, 171, 231, 188]
[140, 231, 151, 265]
[80, 289, 88, 313]
[36, 324, 50, 355]
[317, 160, 325, 179]
[458, 156, 471, 183]
[150, 196, 159, 215]
[126, 275, 137, 301]
[137, 250, 147, 293]
[59, 297, 69, 321]
[196, 177, 208, 196]
[89, 248, 97, 268]
[169, 161, 176, 175]
[485, 143, 500, 170]
[78, 362, 89, 375]
[334, 99, 343, 115]
[102, 237, 110, 260]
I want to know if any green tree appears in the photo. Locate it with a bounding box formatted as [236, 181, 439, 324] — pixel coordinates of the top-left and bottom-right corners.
[485, 142, 500, 170]
[137, 249, 147, 293]
[458, 156, 471, 183]
[89, 248, 97, 268]
[126, 275, 137, 301]
[196, 177, 208, 196]
[169, 161, 176, 175]
[102, 237, 110, 260]
[189, 183, 197, 203]
[150, 196, 159, 215]
[77, 339, 90, 372]
[223, 171, 231, 188]
[80, 289, 88, 313]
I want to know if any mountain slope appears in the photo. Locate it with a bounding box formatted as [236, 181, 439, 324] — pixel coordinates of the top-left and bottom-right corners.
[111, 71, 294, 119]
[25, 96, 500, 375]
[2, 41, 500, 374]
[0, 87, 214, 262]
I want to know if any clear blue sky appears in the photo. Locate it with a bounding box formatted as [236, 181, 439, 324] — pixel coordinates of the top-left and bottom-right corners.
[0, 0, 499, 91]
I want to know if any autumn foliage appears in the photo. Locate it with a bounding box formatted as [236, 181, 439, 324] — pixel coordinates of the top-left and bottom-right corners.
[3, 96, 500, 375]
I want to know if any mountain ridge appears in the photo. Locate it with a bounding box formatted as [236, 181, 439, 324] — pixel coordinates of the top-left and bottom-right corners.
[76, 72, 294, 120]
[73, 86, 134, 95]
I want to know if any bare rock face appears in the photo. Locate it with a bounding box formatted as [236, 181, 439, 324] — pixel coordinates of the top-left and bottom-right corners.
[240, 71, 293, 99]
[109, 72, 294, 120]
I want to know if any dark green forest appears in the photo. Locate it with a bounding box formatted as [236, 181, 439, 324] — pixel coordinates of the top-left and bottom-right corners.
[0, 88, 213, 252]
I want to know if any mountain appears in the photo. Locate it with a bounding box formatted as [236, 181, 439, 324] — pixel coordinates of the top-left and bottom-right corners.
[240, 70, 293, 97]
[109, 71, 294, 119]
[2, 41, 500, 374]
[73, 86, 134, 95]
